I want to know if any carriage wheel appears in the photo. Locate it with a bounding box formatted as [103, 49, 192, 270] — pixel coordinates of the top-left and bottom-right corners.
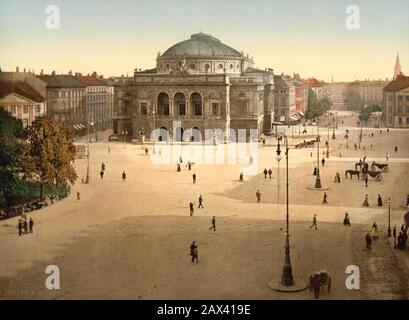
[384, 166, 389, 172]
[377, 175, 382, 181]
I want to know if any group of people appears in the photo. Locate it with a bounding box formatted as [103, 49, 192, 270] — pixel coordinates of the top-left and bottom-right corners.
[18, 217, 34, 236]
[263, 168, 273, 179]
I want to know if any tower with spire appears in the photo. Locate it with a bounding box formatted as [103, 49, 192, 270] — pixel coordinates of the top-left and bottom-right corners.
[394, 52, 402, 79]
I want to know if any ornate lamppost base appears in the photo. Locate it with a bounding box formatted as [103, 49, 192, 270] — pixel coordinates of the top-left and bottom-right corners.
[268, 279, 309, 293]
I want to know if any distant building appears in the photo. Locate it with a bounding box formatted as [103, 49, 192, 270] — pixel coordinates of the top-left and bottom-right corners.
[0, 79, 46, 127]
[292, 79, 308, 115]
[323, 82, 349, 110]
[382, 75, 409, 128]
[348, 80, 389, 108]
[39, 72, 86, 124]
[76, 72, 114, 131]
[301, 78, 328, 100]
[274, 75, 296, 123]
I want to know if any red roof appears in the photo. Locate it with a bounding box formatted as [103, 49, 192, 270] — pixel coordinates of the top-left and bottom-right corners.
[0, 80, 45, 102]
[383, 75, 409, 92]
[301, 78, 323, 87]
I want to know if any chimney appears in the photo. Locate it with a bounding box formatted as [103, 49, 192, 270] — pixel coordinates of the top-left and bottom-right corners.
[68, 70, 72, 76]
[51, 70, 56, 75]
[92, 71, 97, 78]
[40, 69, 44, 75]
[23, 68, 26, 73]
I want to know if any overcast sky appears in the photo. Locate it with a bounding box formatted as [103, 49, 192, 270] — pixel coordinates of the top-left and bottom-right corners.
[1, 0, 408, 82]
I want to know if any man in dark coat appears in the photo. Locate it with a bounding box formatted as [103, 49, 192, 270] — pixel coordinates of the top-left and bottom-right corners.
[377, 194, 383, 207]
[263, 168, 268, 178]
[366, 233, 372, 249]
[29, 218, 34, 234]
[190, 241, 198, 263]
[209, 216, 216, 232]
[189, 202, 194, 216]
[268, 169, 272, 178]
[198, 195, 204, 208]
[192, 173, 196, 184]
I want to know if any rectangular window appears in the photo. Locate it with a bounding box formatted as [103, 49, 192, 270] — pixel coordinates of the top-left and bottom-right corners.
[398, 117, 402, 125]
[23, 105, 29, 114]
[35, 105, 41, 113]
[22, 119, 29, 127]
[178, 104, 186, 115]
[212, 103, 219, 116]
[140, 102, 147, 115]
[194, 103, 202, 116]
[389, 106, 393, 113]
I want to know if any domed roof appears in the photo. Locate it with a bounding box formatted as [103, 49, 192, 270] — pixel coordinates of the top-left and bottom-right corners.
[161, 33, 243, 58]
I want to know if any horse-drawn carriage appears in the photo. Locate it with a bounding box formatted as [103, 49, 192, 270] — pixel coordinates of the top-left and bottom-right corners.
[294, 139, 316, 149]
[371, 161, 389, 172]
[362, 170, 383, 181]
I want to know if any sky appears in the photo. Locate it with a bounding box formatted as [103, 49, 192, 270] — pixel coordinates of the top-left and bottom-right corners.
[0, 0, 408, 82]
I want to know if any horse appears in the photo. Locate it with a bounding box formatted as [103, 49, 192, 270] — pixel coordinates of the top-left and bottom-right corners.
[345, 170, 361, 180]
[355, 162, 369, 172]
[362, 171, 382, 181]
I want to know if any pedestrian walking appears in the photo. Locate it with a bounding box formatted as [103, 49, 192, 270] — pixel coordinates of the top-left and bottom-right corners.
[77, 191, 80, 200]
[198, 195, 204, 208]
[365, 175, 368, 187]
[313, 166, 318, 176]
[29, 218, 34, 233]
[377, 194, 383, 207]
[309, 214, 318, 230]
[343, 212, 351, 226]
[145, 148, 148, 155]
[239, 171, 244, 182]
[249, 155, 253, 165]
[256, 189, 261, 203]
[386, 153, 389, 161]
[322, 192, 328, 204]
[100, 170, 104, 179]
[263, 168, 268, 178]
[101, 162, 105, 171]
[189, 202, 194, 216]
[18, 221, 23, 237]
[268, 169, 272, 178]
[395, 146, 398, 152]
[363, 194, 369, 207]
[192, 173, 196, 184]
[365, 233, 372, 249]
[122, 171, 126, 182]
[190, 241, 198, 263]
[177, 163, 181, 172]
[209, 216, 216, 232]
[188, 161, 192, 170]
[23, 219, 28, 234]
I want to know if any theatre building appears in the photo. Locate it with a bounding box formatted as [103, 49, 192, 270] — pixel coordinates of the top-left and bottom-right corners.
[113, 32, 297, 142]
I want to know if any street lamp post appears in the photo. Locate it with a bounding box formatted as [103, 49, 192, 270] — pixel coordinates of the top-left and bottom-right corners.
[326, 121, 330, 159]
[122, 130, 128, 149]
[388, 198, 392, 237]
[152, 109, 156, 154]
[315, 118, 322, 188]
[281, 135, 294, 286]
[332, 117, 336, 139]
[85, 111, 93, 184]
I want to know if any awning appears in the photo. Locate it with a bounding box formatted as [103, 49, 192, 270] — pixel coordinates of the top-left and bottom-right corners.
[298, 111, 305, 116]
[290, 115, 299, 121]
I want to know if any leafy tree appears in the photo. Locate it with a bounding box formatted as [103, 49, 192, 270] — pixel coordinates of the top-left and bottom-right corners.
[305, 89, 332, 119]
[26, 116, 77, 198]
[0, 109, 30, 205]
[344, 86, 362, 111]
[359, 105, 382, 123]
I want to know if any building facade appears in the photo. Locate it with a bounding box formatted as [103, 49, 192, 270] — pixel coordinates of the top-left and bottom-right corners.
[349, 80, 389, 108]
[0, 80, 46, 127]
[113, 33, 298, 141]
[382, 75, 409, 128]
[76, 72, 114, 131]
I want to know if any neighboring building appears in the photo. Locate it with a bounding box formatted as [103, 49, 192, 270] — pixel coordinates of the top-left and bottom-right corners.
[76, 72, 114, 131]
[323, 82, 349, 110]
[301, 78, 328, 100]
[112, 33, 296, 141]
[0, 79, 46, 127]
[0, 67, 47, 97]
[39, 73, 86, 124]
[292, 79, 308, 115]
[348, 80, 389, 108]
[273, 75, 296, 123]
[382, 75, 409, 128]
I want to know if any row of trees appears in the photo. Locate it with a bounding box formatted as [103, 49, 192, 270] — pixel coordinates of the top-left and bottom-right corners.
[0, 109, 77, 207]
[305, 88, 332, 119]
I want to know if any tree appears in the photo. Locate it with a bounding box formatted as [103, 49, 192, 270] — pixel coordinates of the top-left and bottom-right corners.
[359, 105, 382, 123]
[0, 109, 30, 205]
[26, 116, 77, 198]
[344, 86, 362, 111]
[305, 89, 332, 119]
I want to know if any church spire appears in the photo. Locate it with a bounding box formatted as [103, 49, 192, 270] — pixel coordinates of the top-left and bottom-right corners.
[394, 52, 402, 79]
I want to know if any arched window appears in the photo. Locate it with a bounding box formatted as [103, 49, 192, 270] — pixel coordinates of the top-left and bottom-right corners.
[157, 92, 170, 115]
[238, 93, 248, 115]
[191, 92, 202, 116]
[174, 92, 186, 115]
